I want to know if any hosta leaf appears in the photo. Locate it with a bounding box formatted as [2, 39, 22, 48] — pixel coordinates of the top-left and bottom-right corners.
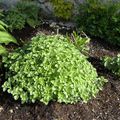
[0, 21, 8, 28]
[0, 25, 6, 31]
[0, 45, 7, 55]
[0, 31, 17, 45]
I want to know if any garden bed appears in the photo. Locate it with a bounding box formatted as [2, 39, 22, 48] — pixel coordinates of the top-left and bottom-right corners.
[0, 25, 120, 120]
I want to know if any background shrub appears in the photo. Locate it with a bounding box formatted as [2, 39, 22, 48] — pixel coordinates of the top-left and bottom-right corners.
[4, 1, 40, 31]
[2, 34, 107, 104]
[50, 0, 73, 20]
[76, 0, 120, 46]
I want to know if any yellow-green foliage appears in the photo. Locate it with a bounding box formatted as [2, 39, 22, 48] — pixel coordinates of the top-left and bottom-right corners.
[2, 35, 107, 104]
[50, 0, 73, 20]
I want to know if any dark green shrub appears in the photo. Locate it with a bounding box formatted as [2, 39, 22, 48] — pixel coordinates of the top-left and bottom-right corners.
[4, 1, 40, 31]
[103, 55, 120, 76]
[76, 0, 120, 45]
[2, 34, 107, 104]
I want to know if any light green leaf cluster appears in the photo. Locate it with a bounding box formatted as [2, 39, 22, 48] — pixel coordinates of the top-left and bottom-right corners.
[2, 35, 107, 104]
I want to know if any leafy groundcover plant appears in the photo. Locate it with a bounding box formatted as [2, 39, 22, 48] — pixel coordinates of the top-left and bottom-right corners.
[76, 0, 120, 45]
[103, 55, 120, 76]
[2, 34, 107, 105]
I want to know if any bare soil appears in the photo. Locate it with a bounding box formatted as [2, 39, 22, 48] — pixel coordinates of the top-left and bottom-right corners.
[0, 26, 120, 120]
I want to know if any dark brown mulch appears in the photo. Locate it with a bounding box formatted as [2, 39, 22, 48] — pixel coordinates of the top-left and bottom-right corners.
[89, 39, 120, 58]
[0, 76, 120, 120]
[0, 26, 120, 120]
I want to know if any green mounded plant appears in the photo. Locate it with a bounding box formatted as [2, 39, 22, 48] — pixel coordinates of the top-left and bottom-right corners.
[103, 55, 120, 76]
[50, 0, 73, 20]
[4, 1, 40, 31]
[76, 0, 120, 45]
[2, 34, 107, 104]
[0, 13, 17, 55]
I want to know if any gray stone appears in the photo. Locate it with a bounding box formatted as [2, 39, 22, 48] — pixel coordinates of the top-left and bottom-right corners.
[64, 22, 76, 28]
[50, 22, 57, 28]
[0, 0, 20, 9]
[0, 106, 4, 112]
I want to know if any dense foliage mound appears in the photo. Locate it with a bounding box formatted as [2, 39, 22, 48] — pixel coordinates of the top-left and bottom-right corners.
[103, 55, 120, 76]
[2, 35, 107, 104]
[76, 0, 120, 46]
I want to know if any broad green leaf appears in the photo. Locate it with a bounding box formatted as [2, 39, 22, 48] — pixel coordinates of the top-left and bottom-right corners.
[0, 31, 17, 45]
[0, 21, 8, 28]
[0, 25, 6, 31]
[0, 45, 7, 55]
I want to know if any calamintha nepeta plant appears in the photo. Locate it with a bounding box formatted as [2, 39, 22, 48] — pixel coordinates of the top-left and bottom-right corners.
[2, 34, 107, 104]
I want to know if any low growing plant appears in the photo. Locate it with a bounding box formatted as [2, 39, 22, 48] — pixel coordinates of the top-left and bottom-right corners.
[103, 55, 120, 76]
[2, 34, 107, 104]
[76, 0, 120, 45]
[4, 1, 40, 31]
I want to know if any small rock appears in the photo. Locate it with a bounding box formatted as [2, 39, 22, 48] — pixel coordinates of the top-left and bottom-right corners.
[59, 22, 64, 26]
[66, 27, 70, 30]
[51, 31, 55, 34]
[62, 26, 65, 29]
[64, 22, 76, 28]
[9, 109, 14, 113]
[50, 22, 57, 28]
[0, 107, 4, 112]
[105, 112, 108, 115]
[45, 21, 49, 24]
[15, 106, 19, 110]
